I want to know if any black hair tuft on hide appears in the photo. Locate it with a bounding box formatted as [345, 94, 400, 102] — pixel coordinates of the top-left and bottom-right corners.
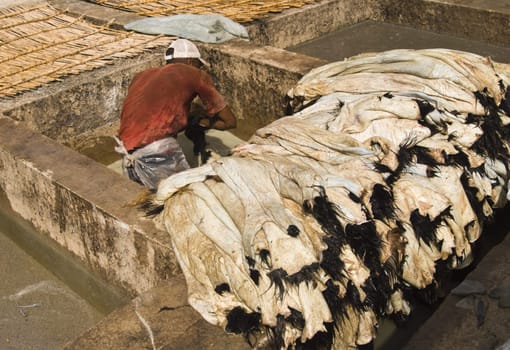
[349, 191, 362, 203]
[415, 100, 449, 134]
[498, 79, 506, 93]
[214, 283, 230, 295]
[245, 255, 256, 267]
[448, 131, 458, 142]
[345, 221, 381, 268]
[426, 166, 439, 177]
[145, 204, 164, 217]
[499, 85, 510, 115]
[296, 322, 335, 350]
[471, 114, 508, 161]
[139, 199, 164, 217]
[460, 172, 486, 222]
[415, 99, 435, 117]
[268, 268, 288, 300]
[225, 306, 261, 334]
[474, 88, 497, 111]
[287, 307, 306, 330]
[420, 117, 447, 135]
[249, 269, 260, 285]
[303, 199, 313, 214]
[307, 186, 346, 238]
[444, 147, 470, 168]
[361, 277, 381, 315]
[410, 209, 440, 246]
[372, 162, 393, 175]
[411, 145, 440, 168]
[363, 273, 393, 317]
[287, 263, 320, 286]
[273, 314, 286, 350]
[322, 279, 347, 324]
[385, 144, 415, 185]
[470, 89, 510, 161]
[321, 236, 346, 281]
[287, 224, 300, 237]
[466, 112, 483, 124]
[400, 276, 440, 308]
[259, 249, 272, 268]
[345, 280, 366, 312]
[370, 183, 395, 220]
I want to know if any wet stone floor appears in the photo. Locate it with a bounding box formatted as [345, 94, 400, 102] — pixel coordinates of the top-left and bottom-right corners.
[0, 191, 126, 350]
[0, 230, 104, 350]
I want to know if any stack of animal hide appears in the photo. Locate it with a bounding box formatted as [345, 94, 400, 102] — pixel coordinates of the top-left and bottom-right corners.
[146, 49, 510, 349]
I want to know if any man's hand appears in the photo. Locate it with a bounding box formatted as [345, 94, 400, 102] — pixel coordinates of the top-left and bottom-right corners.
[198, 115, 219, 128]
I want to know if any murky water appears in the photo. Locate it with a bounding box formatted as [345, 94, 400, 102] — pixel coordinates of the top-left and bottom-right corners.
[288, 20, 510, 63]
[79, 130, 247, 170]
[0, 191, 128, 349]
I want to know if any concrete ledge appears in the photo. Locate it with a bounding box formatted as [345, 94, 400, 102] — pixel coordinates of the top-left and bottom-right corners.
[0, 116, 180, 297]
[245, 0, 384, 48]
[383, 0, 510, 47]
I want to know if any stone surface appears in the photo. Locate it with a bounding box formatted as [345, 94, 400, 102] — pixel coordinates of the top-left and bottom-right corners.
[383, 0, 510, 47]
[403, 223, 510, 350]
[63, 275, 251, 350]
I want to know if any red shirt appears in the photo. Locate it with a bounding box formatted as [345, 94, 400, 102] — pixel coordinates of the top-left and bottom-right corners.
[118, 63, 226, 151]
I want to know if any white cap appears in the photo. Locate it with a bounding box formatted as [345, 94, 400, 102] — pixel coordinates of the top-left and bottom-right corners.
[164, 39, 208, 66]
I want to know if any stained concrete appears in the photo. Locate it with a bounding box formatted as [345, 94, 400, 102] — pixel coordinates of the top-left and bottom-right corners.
[62, 275, 251, 350]
[289, 20, 510, 63]
[403, 220, 510, 350]
[0, 190, 128, 315]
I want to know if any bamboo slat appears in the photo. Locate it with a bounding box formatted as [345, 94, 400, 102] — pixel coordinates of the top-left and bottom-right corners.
[85, 0, 321, 22]
[0, 2, 171, 98]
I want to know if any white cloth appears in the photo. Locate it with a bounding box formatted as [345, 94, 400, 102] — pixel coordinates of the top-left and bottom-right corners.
[124, 14, 249, 43]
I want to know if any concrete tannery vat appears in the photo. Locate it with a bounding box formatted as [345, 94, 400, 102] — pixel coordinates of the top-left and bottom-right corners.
[0, 0, 508, 349]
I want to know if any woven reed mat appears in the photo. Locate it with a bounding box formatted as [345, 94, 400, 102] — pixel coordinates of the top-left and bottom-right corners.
[86, 0, 321, 23]
[0, 3, 172, 98]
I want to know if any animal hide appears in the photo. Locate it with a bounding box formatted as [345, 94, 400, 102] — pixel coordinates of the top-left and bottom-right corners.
[148, 49, 510, 349]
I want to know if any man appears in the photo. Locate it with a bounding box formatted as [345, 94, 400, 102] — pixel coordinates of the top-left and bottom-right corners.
[115, 38, 237, 190]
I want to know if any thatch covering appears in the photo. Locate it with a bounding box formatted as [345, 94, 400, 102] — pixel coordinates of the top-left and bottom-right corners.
[85, 0, 321, 22]
[0, 3, 171, 98]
